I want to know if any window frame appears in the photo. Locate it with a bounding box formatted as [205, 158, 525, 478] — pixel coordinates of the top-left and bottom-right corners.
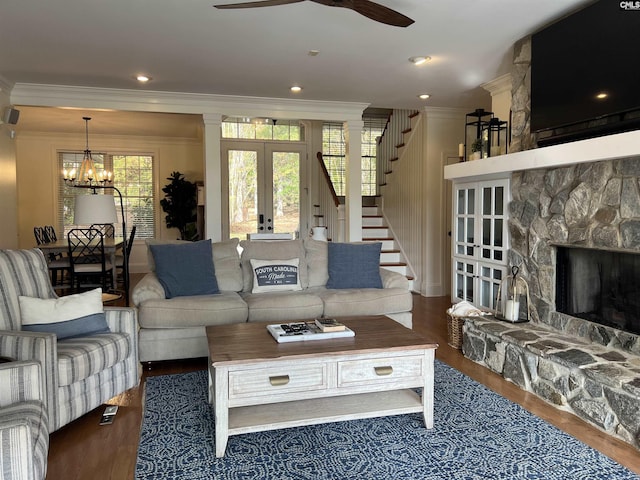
[58, 151, 156, 240]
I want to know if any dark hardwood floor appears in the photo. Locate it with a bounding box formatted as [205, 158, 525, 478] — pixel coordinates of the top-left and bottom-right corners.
[45, 294, 640, 479]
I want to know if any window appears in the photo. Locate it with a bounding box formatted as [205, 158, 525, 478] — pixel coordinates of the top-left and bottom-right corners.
[321, 122, 346, 196]
[59, 152, 155, 239]
[321, 117, 387, 196]
[222, 118, 304, 141]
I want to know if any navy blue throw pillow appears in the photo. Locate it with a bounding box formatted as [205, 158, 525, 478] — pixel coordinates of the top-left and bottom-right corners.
[150, 240, 219, 298]
[326, 242, 383, 289]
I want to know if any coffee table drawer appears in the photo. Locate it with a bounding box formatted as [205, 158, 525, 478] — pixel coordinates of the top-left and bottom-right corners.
[229, 364, 329, 399]
[338, 355, 424, 387]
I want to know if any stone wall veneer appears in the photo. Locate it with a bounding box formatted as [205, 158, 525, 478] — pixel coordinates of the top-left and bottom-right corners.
[509, 158, 640, 340]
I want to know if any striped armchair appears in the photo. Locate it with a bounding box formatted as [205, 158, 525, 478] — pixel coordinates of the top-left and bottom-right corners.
[0, 360, 48, 480]
[0, 249, 140, 432]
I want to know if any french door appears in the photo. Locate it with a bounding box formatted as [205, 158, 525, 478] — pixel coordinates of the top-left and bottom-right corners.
[222, 141, 307, 240]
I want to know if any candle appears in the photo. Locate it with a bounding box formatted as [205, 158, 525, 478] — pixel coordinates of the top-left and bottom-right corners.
[458, 143, 465, 158]
[505, 299, 520, 321]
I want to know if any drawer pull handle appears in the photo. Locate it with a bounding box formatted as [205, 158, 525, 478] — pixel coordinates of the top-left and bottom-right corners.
[269, 375, 290, 386]
[374, 366, 393, 376]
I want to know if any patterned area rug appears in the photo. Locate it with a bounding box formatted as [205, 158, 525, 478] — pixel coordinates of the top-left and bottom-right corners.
[135, 361, 639, 480]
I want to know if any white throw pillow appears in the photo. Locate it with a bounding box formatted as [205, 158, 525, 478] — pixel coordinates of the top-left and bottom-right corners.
[250, 258, 302, 293]
[19, 288, 109, 339]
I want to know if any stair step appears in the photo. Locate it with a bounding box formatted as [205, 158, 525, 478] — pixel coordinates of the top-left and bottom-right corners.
[380, 251, 401, 262]
[362, 216, 385, 227]
[362, 227, 390, 238]
[381, 264, 408, 275]
[402, 128, 411, 134]
[362, 206, 380, 215]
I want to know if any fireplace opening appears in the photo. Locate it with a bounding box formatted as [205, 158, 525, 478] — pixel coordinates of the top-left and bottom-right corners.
[556, 246, 640, 336]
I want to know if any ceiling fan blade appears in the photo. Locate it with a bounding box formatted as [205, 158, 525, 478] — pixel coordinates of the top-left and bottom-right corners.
[215, 0, 303, 9]
[350, 0, 414, 27]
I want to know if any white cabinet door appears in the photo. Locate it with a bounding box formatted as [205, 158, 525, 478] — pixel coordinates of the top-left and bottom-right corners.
[452, 179, 509, 309]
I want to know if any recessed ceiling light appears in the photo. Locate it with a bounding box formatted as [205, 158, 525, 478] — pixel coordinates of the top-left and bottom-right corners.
[308, 50, 320, 56]
[409, 56, 432, 66]
[418, 94, 431, 100]
[290, 85, 303, 93]
[136, 74, 151, 83]
[595, 92, 608, 99]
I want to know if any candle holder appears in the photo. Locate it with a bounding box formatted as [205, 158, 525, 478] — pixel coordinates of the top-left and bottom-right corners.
[494, 265, 530, 323]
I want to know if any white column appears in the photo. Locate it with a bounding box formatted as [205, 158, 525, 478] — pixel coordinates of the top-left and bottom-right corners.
[202, 113, 223, 242]
[344, 119, 363, 242]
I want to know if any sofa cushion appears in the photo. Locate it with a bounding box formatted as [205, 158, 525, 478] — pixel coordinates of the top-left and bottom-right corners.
[243, 291, 324, 323]
[146, 238, 242, 292]
[240, 239, 309, 292]
[326, 242, 383, 289]
[211, 238, 243, 292]
[150, 240, 219, 298]
[19, 288, 110, 340]
[137, 292, 248, 329]
[56, 332, 132, 386]
[319, 287, 413, 317]
[250, 258, 302, 293]
[304, 238, 329, 287]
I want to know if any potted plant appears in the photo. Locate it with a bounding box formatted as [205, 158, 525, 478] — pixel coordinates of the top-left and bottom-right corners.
[470, 138, 483, 161]
[160, 171, 198, 240]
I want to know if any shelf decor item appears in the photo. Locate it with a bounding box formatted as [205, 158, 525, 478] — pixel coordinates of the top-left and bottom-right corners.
[464, 108, 493, 162]
[494, 266, 530, 323]
[483, 117, 509, 157]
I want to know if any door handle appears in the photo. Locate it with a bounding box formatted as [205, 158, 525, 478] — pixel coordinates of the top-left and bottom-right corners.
[259, 214, 264, 224]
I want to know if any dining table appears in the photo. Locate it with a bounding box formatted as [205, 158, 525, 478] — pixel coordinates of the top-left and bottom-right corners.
[36, 236, 124, 290]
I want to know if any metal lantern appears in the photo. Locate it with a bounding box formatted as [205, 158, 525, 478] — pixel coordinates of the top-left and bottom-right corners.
[464, 108, 493, 161]
[494, 266, 530, 323]
[482, 117, 508, 158]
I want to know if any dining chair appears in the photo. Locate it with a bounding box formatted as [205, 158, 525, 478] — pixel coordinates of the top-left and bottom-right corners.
[34, 226, 71, 288]
[67, 228, 113, 292]
[90, 223, 115, 238]
[33, 227, 47, 245]
[116, 225, 136, 281]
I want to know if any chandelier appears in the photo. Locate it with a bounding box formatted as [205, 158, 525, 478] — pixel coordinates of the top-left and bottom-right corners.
[63, 117, 112, 186]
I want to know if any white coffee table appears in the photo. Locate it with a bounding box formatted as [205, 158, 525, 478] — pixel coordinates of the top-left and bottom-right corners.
[206, 315, 438, 457]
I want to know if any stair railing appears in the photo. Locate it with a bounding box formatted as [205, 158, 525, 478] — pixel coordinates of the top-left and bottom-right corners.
[315, 152, 344, 242]
[376, 109, 417, 193]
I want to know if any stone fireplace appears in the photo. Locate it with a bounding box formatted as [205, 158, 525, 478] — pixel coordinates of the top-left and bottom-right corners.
[462, 156, 640, 449]
[450, 33, 640, 452]
[508, 157, 640, 353]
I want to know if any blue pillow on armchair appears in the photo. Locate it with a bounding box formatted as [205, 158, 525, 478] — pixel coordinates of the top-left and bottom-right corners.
[326, 242, 383, 289]
[150, 240, 219, 298]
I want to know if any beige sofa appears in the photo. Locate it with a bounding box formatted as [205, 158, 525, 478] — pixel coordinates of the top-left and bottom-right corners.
[132, 238, 413, 362]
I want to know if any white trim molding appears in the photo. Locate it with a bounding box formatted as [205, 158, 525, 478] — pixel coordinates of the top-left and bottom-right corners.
[10, 83, 369, 121]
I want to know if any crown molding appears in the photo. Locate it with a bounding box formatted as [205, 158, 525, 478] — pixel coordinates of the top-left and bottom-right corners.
[10, 83, 369, 121]
[481, 73, 512, 97]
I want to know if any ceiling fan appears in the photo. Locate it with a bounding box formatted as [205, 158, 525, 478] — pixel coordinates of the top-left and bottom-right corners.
[214, 0, 414, 28]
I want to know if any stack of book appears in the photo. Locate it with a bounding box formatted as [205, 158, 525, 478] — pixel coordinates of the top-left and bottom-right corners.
[267, 319, 354, 343]
[314, 318, 346, 332]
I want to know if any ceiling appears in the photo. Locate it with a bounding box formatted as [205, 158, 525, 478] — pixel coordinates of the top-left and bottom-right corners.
[1, 0, 590, 134]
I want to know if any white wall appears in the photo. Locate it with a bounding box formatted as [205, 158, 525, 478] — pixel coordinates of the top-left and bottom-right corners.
[0, 82, 18, 249]
[382, 107, 467, 297]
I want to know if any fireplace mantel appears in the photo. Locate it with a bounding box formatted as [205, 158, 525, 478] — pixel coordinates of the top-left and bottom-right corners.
[445, 130, 640, 182]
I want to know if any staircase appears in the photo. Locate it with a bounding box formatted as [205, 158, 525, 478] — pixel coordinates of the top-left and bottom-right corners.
[360, 205, 414, 291]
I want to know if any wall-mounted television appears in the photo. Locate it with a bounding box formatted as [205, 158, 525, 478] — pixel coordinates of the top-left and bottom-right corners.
[531, 0, 640, 146]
